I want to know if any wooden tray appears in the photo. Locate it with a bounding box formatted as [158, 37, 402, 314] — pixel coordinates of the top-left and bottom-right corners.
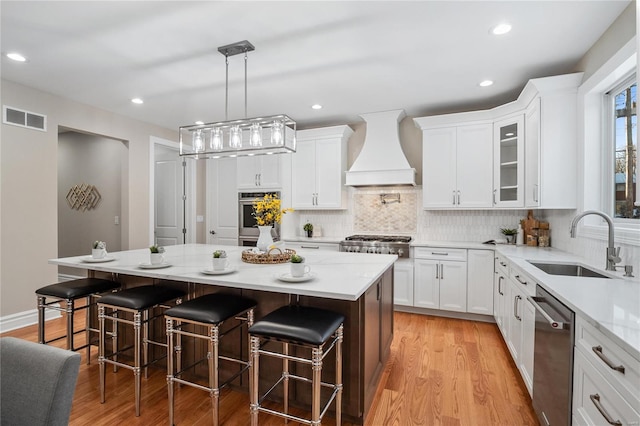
[241, 248, 296, 264]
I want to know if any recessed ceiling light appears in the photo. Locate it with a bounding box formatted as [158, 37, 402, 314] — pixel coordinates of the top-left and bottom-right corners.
[195, 121, 204, 125]
[479, 80, 494, 87]
[311, 104, 323, 110]
[6, 52, 27, 62]
[131, 98, 144, 104]
[491, 23, 512, 35]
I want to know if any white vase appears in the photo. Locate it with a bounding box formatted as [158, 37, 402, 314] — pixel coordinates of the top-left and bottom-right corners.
[257, 225, 274, 252]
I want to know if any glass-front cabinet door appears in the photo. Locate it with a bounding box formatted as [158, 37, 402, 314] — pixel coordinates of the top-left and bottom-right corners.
[493, 115, 524, 207]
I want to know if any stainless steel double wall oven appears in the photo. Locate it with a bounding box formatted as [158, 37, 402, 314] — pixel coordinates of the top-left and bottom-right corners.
[238, 191, 280, 247]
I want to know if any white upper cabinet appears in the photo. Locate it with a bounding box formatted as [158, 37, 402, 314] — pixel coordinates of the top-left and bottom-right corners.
[493, 115, 524, 208]
[292, 125, 353, 210]
[524, 73, 581, 208]
[422, 124, 493, 209]
[237, 155, 282, 189]
[415, 72, 582, 210]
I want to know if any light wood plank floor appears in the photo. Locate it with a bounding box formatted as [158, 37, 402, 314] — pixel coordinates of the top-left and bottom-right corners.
[1, 311, 538, 425]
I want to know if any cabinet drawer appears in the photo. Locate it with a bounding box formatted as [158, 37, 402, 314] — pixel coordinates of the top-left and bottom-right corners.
[575, 316, 640, 410]
[284, 242, 339, 251]
[495, 252, 509, 275]
[573, 346, 640, 425]
[508, 264, 535, 296]
[414, 247, 467, 261]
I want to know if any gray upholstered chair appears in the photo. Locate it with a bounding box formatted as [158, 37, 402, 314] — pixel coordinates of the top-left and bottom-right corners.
[1, 336, 81, 426]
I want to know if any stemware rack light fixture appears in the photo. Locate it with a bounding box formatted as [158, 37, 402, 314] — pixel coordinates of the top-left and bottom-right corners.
[179, 40, 296, 159]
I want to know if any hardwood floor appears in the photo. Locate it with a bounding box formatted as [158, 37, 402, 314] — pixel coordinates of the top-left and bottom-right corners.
[1, 311, 538, 425]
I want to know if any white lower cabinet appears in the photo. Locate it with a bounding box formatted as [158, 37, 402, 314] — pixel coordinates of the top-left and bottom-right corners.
[494, 257, 535, 396]
[573, 315, 640, 425]
[414, 248, 467, 312]
[393, 260, 414, 307]
[467, 249, 494, 315]
[573, 346, 640, 426]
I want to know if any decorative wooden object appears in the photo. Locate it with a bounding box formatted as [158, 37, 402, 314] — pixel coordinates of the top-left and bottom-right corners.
[66, 184, 101, 211]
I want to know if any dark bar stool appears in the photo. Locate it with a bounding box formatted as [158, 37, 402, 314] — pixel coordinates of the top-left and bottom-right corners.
[164, 292, 257, 426]
[97, 285, 185, 416]
[248, 305, 345, 426]
[36, 277, 120, 362]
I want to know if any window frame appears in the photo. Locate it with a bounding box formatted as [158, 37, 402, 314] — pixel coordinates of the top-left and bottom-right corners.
[578, 37, 638, 247]
[604, 73, 637, 223]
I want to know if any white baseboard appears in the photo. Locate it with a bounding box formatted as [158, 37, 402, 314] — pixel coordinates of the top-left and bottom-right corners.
[0, 306, 61, 334]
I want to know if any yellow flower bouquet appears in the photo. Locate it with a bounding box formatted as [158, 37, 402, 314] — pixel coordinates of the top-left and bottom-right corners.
[252, 194, 293, 226]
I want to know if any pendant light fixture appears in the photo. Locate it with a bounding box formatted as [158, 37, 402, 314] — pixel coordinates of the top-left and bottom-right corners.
[179, 40, 296, 159]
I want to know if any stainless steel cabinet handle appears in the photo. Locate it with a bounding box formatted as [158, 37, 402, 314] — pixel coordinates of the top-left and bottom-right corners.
[457, 190, 461, 205]
[435, 263, 439, 279]
[255, 174, 258, 186]
[440, 264, 444, 279]
[514, 275, 527, 285]
[592, 346, 626, 374]
[498, 276, 504, 296]
[452, 190, 456, 205]
[431, 252, 449, 256]
[589, 394, 622, 426]
[533, 184, 539, 203]
[301, 245, 319, 249]
[514, 295, 522, 321]
[493, 189, 497, 205]
[500, 261, 508, 268]
[528, 296, 566, 329]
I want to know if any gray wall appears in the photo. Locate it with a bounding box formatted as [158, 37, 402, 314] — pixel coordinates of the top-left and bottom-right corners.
[58, 131, 125, 258]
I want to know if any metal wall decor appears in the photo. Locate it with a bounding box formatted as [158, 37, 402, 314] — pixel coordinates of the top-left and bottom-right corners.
[66, 183, 101, 211]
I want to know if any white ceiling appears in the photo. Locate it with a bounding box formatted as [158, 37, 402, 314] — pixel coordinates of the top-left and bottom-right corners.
[0, 1, 631, 131]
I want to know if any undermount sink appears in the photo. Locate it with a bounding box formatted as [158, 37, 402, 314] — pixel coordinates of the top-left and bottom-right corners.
[528, 261, 611, 279]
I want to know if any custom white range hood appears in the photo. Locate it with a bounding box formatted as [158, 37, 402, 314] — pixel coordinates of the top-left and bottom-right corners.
[345, 109, 416, 186]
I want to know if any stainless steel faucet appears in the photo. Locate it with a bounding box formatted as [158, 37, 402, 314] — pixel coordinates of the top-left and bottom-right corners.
[570, 210, 620, 271]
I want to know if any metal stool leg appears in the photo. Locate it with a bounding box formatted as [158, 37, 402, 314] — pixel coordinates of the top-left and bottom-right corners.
[311, 346, 323, 426]
[167, 317, 175, 426]
[85, 295, 92, 364]
[37, 296, 46, 344]
[283, 342, 289, 422]
[99, 305, 107, 404]
[209, 325, 220, 426]
[66, 298, 75, 351]
[336, 325, 343, 425]
[249, 335, 260, 426]
[143, 309, 149, 379]
[134, 311, 142, 417]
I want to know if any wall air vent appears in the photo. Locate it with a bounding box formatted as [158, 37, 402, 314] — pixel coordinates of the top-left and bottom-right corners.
[3, 105, 47, 131]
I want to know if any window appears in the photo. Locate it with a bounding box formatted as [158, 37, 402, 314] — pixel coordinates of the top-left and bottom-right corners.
[608, 76, 637, 219]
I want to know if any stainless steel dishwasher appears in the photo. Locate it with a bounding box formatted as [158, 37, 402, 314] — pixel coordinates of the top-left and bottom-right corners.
[528, 285, 575, 426]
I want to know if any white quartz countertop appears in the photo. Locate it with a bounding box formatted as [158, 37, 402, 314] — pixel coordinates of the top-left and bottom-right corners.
[494, 245, 640, 360]
[49, 244, 397, 302]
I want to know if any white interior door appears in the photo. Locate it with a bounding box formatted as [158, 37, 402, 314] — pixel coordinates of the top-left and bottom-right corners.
[154, 145, 184, 246]
[206, 157, 239, 246]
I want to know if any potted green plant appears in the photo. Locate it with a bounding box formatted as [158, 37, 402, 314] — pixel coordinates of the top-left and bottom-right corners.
[92, 240, 107, 259]
[289, 254, 310, 277]
[212, 250, 228, 271]
[500, 228, 518, 244]
[149, 245, 165, 265]
[303, 223, 313, 238]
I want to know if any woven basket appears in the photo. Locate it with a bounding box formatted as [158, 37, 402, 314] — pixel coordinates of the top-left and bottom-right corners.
[241, 248, 296, 264]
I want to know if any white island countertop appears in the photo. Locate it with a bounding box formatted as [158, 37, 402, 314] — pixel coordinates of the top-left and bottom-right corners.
[495, 245, 640, 360]
[49, 244, 397, 302]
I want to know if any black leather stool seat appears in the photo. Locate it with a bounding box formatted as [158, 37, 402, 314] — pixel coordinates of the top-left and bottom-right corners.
[99, 286, 185, 310]
[249, 305, 345, 346]
[165, 293, 256, 325]
[36, 278, 119, 299]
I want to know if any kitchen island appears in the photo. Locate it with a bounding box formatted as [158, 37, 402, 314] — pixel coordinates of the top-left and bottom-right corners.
[49, 244, 397, 424]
